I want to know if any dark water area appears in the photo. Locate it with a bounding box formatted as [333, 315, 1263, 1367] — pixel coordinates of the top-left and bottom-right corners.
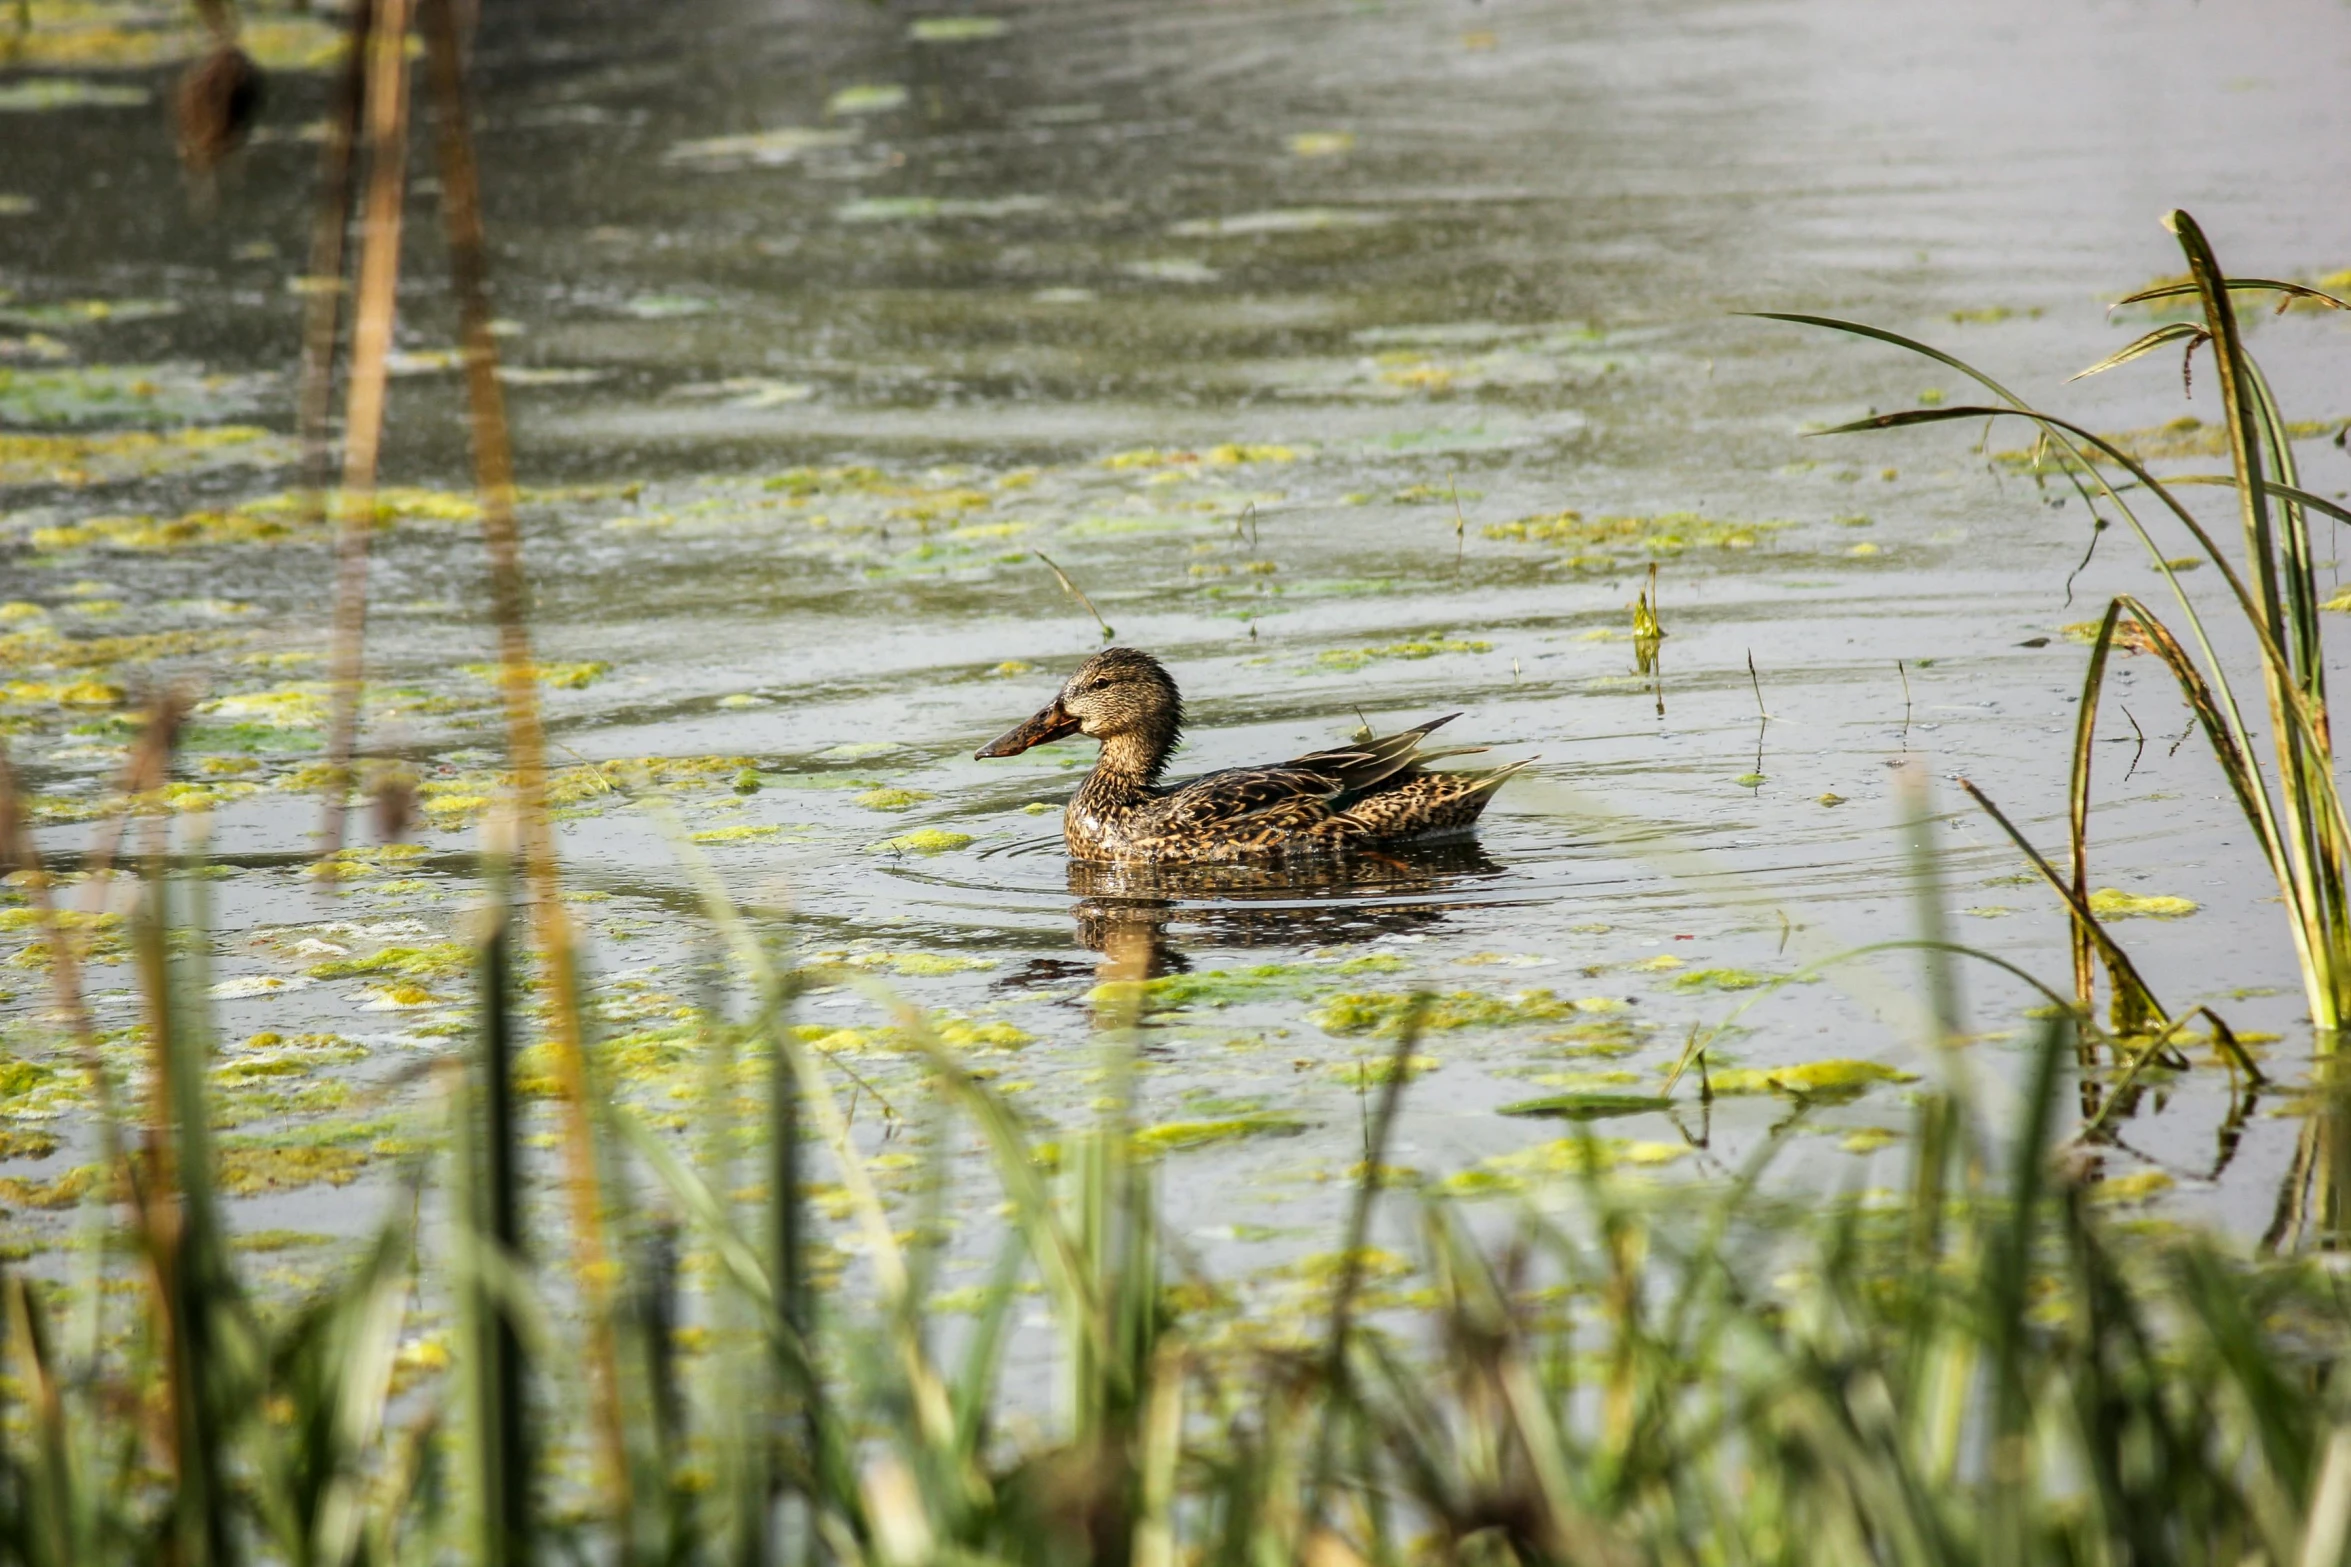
[4, 0, 2351, 1287]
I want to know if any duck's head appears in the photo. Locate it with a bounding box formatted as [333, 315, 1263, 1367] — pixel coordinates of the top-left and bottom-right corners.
[975, 646, 1184, 768]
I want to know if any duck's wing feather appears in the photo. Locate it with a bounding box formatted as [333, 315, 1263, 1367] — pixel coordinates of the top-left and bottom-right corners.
[1148, 716, 1469, 837]
[1279, 714, 1461, 800]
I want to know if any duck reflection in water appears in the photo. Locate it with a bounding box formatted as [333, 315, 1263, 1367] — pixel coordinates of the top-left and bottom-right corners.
[1064, 839, 1507, 984]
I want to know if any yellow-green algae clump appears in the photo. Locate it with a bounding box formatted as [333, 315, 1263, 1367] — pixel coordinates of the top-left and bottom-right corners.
[1313, 989, 1579, 1037]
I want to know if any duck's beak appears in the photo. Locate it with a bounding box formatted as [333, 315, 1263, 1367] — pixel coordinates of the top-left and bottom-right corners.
[976, 698, 1079, 758]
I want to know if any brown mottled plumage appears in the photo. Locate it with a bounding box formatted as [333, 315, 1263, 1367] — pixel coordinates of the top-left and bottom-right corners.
[975, 647, 1529, 864]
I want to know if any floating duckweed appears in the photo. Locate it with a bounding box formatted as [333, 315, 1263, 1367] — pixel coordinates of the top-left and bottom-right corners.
[305, 944, 470, 982]
[854, 787, 935, 811]
[1840, 1127, 1904, 1154]
[0, 1163, 105, 1210]
[934, 1017, 1033, 1052]
[688, 825, 783, 845]
[870, 829, 972, 854]
[359, 983, 438, 1010]
[1315, 637, 1491, 672]
[4, 425, 291, 486]
[2086, 888, 2198, 919]
[1667, 968, 1776, 992]
[2089, 1169, 2175, 1205]
[826, 83, 910, 115]
[843, 951, 994, 977]
[1437, 1136, 1686, 1196]
[1312, 989, 1578, 1037]
[1482, 510, 1780, 557]
[0, 1127, 60, 1160]
[1088, 964, 1304, 1012]
[217, 1144, 368, 1196]
[1707, 1059, 1917, 1102]
[1132, 1114, 1306, 1154]
[1335, 953, 1406, 974]
[0, 1057, 61, 1099]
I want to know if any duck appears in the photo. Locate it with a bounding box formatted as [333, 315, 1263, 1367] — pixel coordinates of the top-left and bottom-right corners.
[975, 646, 1529, 864]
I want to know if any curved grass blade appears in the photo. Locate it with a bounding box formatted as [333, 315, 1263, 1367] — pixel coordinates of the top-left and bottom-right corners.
[2115, 278, 2347, 313]
[2069, 322, 2204, 382]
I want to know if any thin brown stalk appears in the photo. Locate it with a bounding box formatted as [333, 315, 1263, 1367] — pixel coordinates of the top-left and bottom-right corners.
[290, 0, 375, 561]
[417, 0, 632, 1522]
[2067, 602, 2124, 1012]
[318, 0, 414, 855]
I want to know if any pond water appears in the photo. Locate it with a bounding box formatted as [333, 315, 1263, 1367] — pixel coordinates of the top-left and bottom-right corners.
[4, 0, 2351, 1297]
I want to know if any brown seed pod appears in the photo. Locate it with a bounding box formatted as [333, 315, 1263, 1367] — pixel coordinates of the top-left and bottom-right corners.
[176, 46, 266, 175]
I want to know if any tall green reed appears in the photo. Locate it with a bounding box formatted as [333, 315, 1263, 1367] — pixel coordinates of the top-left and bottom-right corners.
[1760, 210, 2351, 1040]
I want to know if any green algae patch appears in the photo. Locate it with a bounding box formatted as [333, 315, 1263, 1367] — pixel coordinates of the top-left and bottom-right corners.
[0, 426, 292, 489]
[2089, 1169, 2174, 1206]
[1435, 1135, 1686, 1197]
[1482, 509, 1781, 560]
[934, 1017, 1032, 1052]
[1707, 1059, 1917, 1103]
[1497, 1091, 1674, 1121]
[1313, 988, 1578, 1037]
[1088, 963, 1308, 1014]
[0, 1127, 60, 1160]
[869, 829, 972, 855]
[689, 824, 784, 845]
[909, 15, 1007, 40]
[0, 1163, 105, 1210]
[2086, 888, 2198, 919]
[217, 1144, 369, 1196]
[1316, 637, 1490, 672]
[1666, 968, 1778, 993]
[843, 951, 993, 977]
[1102, 444, 1300, 469]
[1132, 1114, 1306, 1155]
[0, 364, 270, 428]
[305, 944, 471, 982]
[854, 787, 935, 811]
[1328, 1054, 1436, 1086]
[0, 78, 149, 111]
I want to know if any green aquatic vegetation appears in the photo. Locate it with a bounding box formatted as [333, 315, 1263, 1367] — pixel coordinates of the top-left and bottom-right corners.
[1326, 1054, 1437, 1085]
[841, 951, 993, 977]
[1314, 637, 1491, 672]
[0, 426, 293, 490]
[1131, 1114, 1306, 1154]
[0, 77, 148, 111]
[852, 787, 935, 812]
[1312, 988, 1579, 1036]
[304, 843, 432, 881]
[932, 1016, 1032, 1052]
[305, 944, 472, 982]
[2086, 888, 2198, 919]
[1433, 1134, 1686, 1196]
[909, 15, 1007, 40]
[1482, 508, 1781, 557]
[0, 1162, 105, 1209]
[1087, 963, 1309, 1013]
[215, 1143, 370, 1197]
[869, 829, 973, 854]
[0, 1127, 60, 1159]
[826, 83, 909, 115]
[687, 824, 785, 847]
[0, 364, 270, 427]
[1706, 1058, 1917, 1101]
[1666, 967, 1777, 992]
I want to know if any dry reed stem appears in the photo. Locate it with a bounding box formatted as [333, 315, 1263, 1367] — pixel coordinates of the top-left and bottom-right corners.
[290, 0, 374, 588]
[418, 0, 632, 1520]
[318, 0, 413, 855]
